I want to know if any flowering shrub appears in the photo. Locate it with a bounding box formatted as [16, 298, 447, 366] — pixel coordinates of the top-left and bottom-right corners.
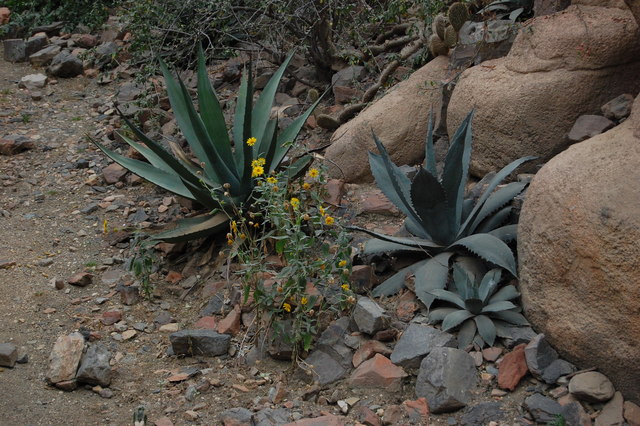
[223, 166, 355, 360]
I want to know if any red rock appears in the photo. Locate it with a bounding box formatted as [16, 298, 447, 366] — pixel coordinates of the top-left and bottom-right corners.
[350, 265, 378, 294]
[217, 305, 241, 336]
[324, 179, 345, 205]
[359, 190, 399, 215]
[283, 414, 348, 426]
[498, 343, 529, 391]
[201, 280, 228, 298]
[333, 85, 363, 104]
[0, 7, 10, 25]
[194, 316, 217, 330]
[352, 340, 392, 367]
[382, 405, 405, 425]
[75, 34, 98, 48]
[396, 291, 418, 322]
[101, 310, 122, 325]
[348, 354, 407, 391]
[102, 163, 127, 184]
[155, 242, 186, 256]
[84, 68, 99, 78]
[0, 138, 36, 155]
[372, 328, 398, 342]
[353, 406, 381, 426]
[482, 346, 503, 362]
[403, 398, 430, 424]
[165, 270, 182, 284]
[68, 272, 93, 287]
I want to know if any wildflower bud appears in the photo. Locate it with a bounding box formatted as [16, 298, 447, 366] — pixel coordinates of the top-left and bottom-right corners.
[342, 268, 349, 275]
[308, 309, 315, 317]
[248, 221, 254, 226]
[302, 214, 310, 221]
[226, 233, 233, 239]
[224, 191, 230, 197]
[223, 183, 231, 189]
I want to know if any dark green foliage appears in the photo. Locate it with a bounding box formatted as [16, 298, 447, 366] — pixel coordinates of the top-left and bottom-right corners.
[353, 110, 536, 307]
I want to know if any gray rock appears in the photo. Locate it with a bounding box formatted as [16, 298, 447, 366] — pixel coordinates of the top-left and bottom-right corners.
[461, 402, 505, 426]
[352, 297, 390, 335]
[117, 82, 144, 103]
[76, 344, 112, 386]
[501, 325, 537, 349]
[48, 51, 84, 78]
[220, 407, 253, 425]
[595, 391, 624, 426]
[523, 393, 563, 423]
[3, 39, 26, 62]
[390, 323, 457, 369]
[332, 65, 366, 87]
[524, 334, 558, 378]
[169, 330, 230, 357]
[253, 407, 291, 425]
[541, 359, 576, 384]
[29, 45, 61, 67]
[416, 347, 477, 413]
[0, 343, 18, 368]
[304, 349, 348, 385]
[46, 332, 85, 385]
[19, 74, 48, 91]
[569, 371, 615, 403]
[25, 34, 49, 57]
[601, 94, 634, 122]
[94, 42, 118, 69]
[560, 401, 591, 426]
[534, 0, 571, 17]
[568, 115, 615, 143]
[200, 294, 230, 316]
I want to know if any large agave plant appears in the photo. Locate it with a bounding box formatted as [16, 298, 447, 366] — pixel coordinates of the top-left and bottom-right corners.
[93, 47, 321, 242]
[428, 263, 528, 348]
[353, 110, 535, 307]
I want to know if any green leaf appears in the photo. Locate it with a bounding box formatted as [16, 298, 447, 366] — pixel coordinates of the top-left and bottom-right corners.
[474, 314, 496, 347]
[450, 233, 517, 277]
[459, 155, 536, 237]
[414, 252, 454, 308]
[488, 224, 518, 243]
[469, 181, 526, 233]
[442, 309, 474, 331]
[429, 307, 458, 323]
[457, 319, 476, 349]
[428, 288, 466, 309]
[276, 239, 286, 255]
[475, 206, 512, 234]
[488, 284, 520, 303]
[464, 298, 484, 315]
[233, 72, 250, 171]
[490, 310, 529, 326]
[284, 155, 313, 181]
[149, 213, 229, 243]
[371, 259, 430, 297]
[479, 268, 502, 302]
[411, 168, 456, 245]
[349, 226, 443, 251]
[361, 237, 426, 255]
[441, 109, 474, 229]
[482, 300, 518, 312]
[424, 110, 437, 176]
[452, 262, 475, 300]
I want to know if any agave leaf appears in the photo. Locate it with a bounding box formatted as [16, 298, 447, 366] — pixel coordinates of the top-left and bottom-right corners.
[261, 118, 279, 174]
[361, 237, 428, 255]
[493, 319, 513, 338]
[284, 155, 312, 181]
[490, 309, 529, 325]
[452, 262, 475, 300]
[479, 268, 502, 302]
[482, 300, 518, 312]
[405, 216, 430, 239]
[411, 168, 457, 245]
[475, 206, 512, 234]
[233, 72, 250, 171]
[253, 52, 294, 154]
[350, 226, 443, 250]
[149, 212, 229, 243]
[461, 198, 474, 223]
[469, 181, 526, 233]
[369, 133, 424, 229]
[488, 224, 518, 243]
[459, 155, 536, 238]
[474, 314, 496, 347]
[464, 298, 484, 315]
[428, 288, 466, 309]
[488, 285, 520, 303]
[441, 110, 474, 229]
[93, 140, 202, 201]
[414, 252, 454, 307]
[457, 319, 477, 349]
[196, 46, 234, 168]
[429, 307, 459, 323]
[241, 65, 254, 187]
[371, 259, 430, 297]
[424, 110, 437, 176]
[442, 309, 475, 331]
[450, 233, 517, 277]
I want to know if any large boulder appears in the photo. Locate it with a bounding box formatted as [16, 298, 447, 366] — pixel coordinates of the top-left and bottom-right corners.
[324, 55, 448, 183]
[518, 94, 640, 404]
[447, 1, 640, 177]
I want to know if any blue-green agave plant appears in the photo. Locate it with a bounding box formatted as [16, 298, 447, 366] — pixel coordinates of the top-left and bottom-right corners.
[93, 47, 321, 242]
[352, 110, 536, 308]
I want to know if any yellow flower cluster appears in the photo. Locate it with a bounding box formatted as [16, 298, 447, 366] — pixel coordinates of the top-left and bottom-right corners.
[251, 158, 266, 178]
[267, 176, 277, 184]
[290, 197, 300, 209]
[338, 260, 347, 268]
[283, 302, 292, 312]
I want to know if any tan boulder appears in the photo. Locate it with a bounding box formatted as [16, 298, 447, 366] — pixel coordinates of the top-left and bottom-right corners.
[517, 94, 640, 403]
[324, 56, 448, 183]
[447, 2, 640, 177]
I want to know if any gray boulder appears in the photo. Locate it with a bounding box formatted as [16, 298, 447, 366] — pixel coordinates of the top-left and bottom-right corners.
[390, 323, 457, 369]
[76, 344, 112, 386]
[169, 330, 230, 357]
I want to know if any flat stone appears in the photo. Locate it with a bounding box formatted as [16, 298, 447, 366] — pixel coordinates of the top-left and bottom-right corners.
[624, 401, 640, 426]
[0, 137, 36, 156]
[352, 340, 391, 368]
[352, 406, 381, 426]
[68, 272, 93, 287]
[19, 74, 48, 90]
[283, 414, 348, 426]
[541, 359, 575, 384]
[569, 371, 615, 403]
[524, 334, 558, 378]
[253, 407, 291, 424]
[46, 332, 85, 385]
[501, 325, 537, 349]
[568, 115, 615, 143]
[523, 393, 563, 423]
[200, 294, 229, 316]
[0, 343, 18, 367]
[349, 354, 407, 391]
[349, 265, 377, 294]
[352, 297, 390, 335]
[29, 44, 61, 66]
[304, 349, 347, 385]
[482, 347, 502, 362]
[498, 343, 529, 391]
[101, 311, 122, 326]
[102, 163, 127, 184]
[461, 402, 505, 426]
[415, 347, 477, 413]
[390, 323, 457, 369]
[217, 305, 241, 336]
[220, 407, 253, 425]
[76, 344, 112, 386]
[194, 316, 217, 330]
[169, 330, 230, 357]
[602, 93, 634, 121]
[595, 391, 624, 426]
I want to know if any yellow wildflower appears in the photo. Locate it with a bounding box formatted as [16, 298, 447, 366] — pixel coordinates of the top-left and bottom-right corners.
[252, 166, 264, 178]
[239, 233, 246, 239]
[341, 284, 350, 291]
[246, 137, 257, 146]
[283, 303, 292, 312]
[302, 182, 311, 190]
[308, 168, 319, 178]
[324, 215, 335, 225]
[290, 197, 300, 209]
[231, 221, 237, 232]
[267, 176, 277, 184]
[102, 219, 108, 234]
[338, 260, 347, 268]
[227, 239, 234, 245]
[319, 206, 326, 216]
[301, 297, 308, 305]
